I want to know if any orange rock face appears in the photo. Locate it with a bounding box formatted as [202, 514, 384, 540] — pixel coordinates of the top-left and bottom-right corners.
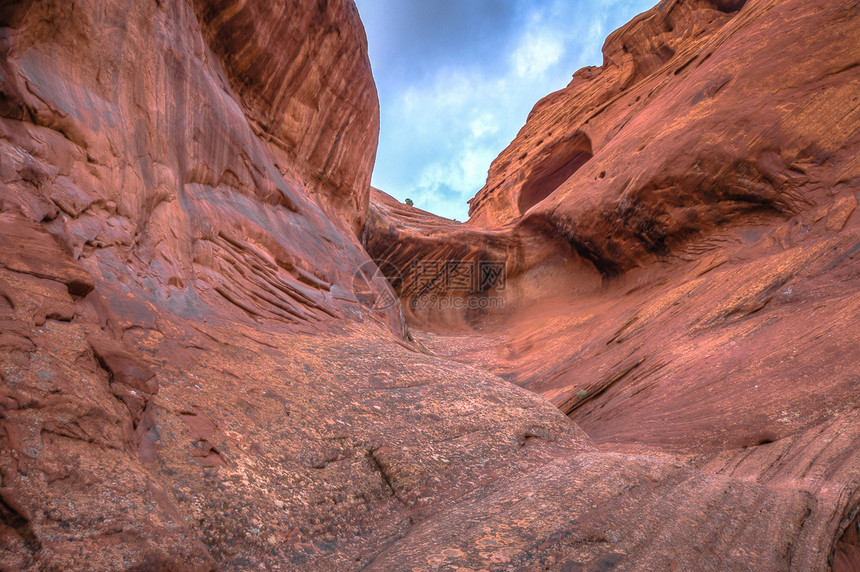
[194, 0, 380, 234]
[1, 0, 858, 570]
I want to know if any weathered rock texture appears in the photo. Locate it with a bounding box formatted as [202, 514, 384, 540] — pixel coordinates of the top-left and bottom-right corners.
[0, 0, 858, 570]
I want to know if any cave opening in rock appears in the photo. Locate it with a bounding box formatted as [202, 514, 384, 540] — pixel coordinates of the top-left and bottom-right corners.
[710, 0, 748, 12]
[833, 510, 860, 572]
[517, 133, 593, 215]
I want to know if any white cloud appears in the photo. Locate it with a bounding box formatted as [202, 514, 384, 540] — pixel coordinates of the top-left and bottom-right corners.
[469, 113, 499, 138]
[512, 31, 565, 77]
[415, 147, 496, 195]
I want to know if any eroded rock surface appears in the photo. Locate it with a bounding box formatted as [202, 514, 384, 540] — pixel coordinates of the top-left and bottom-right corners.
[1, 0, 858, 570]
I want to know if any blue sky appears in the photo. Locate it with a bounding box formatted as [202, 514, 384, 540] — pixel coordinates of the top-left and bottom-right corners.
[354, 0, 656, 220]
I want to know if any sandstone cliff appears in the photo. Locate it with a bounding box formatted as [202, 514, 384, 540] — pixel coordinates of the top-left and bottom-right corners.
[0, 0, 858, 570]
